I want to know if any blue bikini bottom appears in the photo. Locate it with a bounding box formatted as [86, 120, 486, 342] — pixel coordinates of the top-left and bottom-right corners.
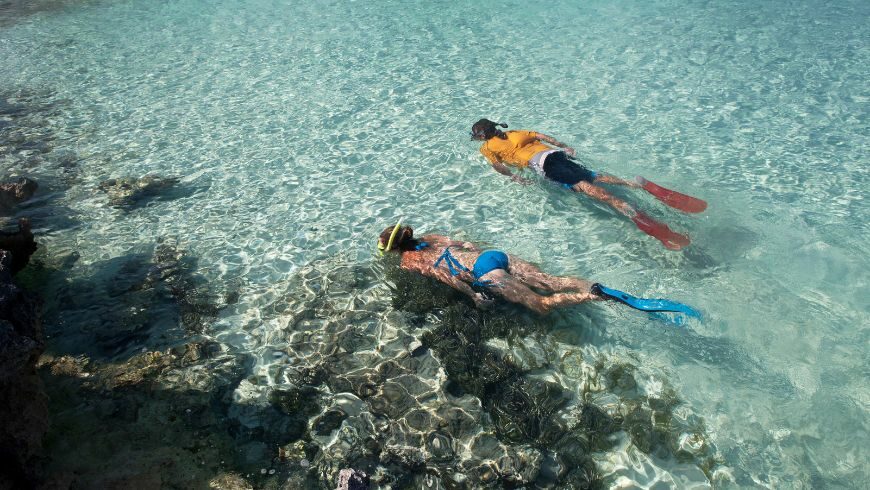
[472, 250, 510, 279]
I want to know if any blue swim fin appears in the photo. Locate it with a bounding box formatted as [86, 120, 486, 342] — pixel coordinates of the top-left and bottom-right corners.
[592, 283, 701, 319]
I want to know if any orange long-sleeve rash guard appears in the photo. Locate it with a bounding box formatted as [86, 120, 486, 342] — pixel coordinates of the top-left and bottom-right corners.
[478, 130, 552, 168]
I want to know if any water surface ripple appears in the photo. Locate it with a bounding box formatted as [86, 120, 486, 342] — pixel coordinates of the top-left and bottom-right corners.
[1, 0, 868, 487]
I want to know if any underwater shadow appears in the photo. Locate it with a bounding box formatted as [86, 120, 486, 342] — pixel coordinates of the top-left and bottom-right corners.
[646, 325, 796, 398]
[539, 180, 725, 278]
[35, 340, 301, 489]
[97, 175, 209, 210]
[27, 238, 231, 363]
[7, 183, 83, 235]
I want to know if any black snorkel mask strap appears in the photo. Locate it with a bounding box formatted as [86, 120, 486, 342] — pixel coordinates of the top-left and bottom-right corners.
[470, 121, 508, 140]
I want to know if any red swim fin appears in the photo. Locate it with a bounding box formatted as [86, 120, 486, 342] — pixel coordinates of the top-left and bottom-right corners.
[637, 177, 708, 213]
[631, 211, 691, 251]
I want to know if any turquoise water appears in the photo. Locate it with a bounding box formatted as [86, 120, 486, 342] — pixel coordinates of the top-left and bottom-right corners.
[2, 0, 868, 487]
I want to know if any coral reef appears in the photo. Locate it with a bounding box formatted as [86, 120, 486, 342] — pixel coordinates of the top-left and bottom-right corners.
[0, 0, 86, 28]
[20, 245, 727, 489]
[203, 259, 721, 488]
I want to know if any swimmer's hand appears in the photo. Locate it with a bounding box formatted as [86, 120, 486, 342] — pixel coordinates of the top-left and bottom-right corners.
[511, 175, 533, 185]
[473, 292, 494, 309]
[536, 132, 574, 156]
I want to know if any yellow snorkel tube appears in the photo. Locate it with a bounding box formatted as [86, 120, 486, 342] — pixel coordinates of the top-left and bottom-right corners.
[377, 222, 403, 255]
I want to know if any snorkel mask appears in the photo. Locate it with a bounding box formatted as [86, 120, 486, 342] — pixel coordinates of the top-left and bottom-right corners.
[470, 128, 488, 140]
[470, 120, 508, 140]
[377, 223, 403, 255]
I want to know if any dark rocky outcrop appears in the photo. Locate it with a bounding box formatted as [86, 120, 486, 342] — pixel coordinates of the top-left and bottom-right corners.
[0, 247, 46, 489]
[0, 219, 38, 275]
[0, 177, 38, 214]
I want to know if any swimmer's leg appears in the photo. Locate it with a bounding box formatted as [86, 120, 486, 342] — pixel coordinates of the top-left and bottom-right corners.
[595, 174, 707, 213]
[593, 173, 642, 188]
[481, 269, 597, 315]
[573, 181, 690, 251]
[572, 181, 635, 217]
[507, 256, 594, 293]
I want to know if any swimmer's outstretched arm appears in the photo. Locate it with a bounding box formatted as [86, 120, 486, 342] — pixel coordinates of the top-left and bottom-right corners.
[481, 146, 532, 184]
[536, 133, 576, 156]
[420, 235, 479, 251]
[424, 265, 488, 306]
[445, 240, 479, 251]
[491, 162, 533, 185]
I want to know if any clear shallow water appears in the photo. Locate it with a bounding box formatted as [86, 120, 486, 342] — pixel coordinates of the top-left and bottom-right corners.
[2, 0, 868, 487]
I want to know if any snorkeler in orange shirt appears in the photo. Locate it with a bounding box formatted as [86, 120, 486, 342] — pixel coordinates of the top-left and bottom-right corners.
[471, 118, 707, 251]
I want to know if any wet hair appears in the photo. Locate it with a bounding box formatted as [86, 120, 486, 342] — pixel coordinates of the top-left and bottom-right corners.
[471, 118, 508, 140]
[379, 225, 417, 252]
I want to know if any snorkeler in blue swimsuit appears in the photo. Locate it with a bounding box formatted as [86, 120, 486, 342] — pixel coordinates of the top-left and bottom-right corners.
[378, 223, 699, 319]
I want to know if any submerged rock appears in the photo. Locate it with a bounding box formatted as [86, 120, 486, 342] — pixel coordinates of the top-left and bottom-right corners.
[98, 174, 179, 207]
[313, 408, 348, 435]
[149, 240, 223, 334]
[0, 176, 38, 213]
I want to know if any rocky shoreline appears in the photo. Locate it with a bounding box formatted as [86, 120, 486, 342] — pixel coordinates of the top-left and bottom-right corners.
[0, 217, 44, 489]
